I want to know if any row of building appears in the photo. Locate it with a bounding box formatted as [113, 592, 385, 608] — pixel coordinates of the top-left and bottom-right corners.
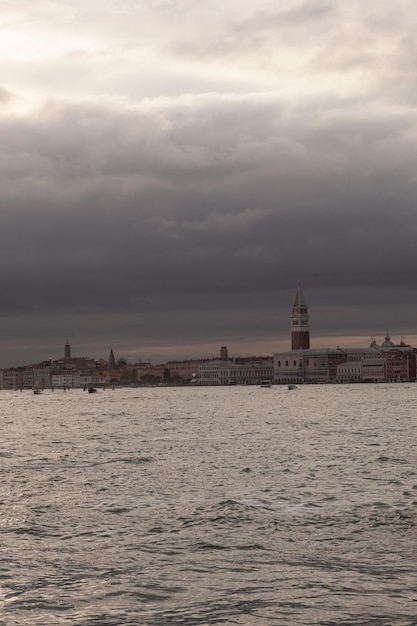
[0, 284, 415, 387]
[198, 284, 416, 384]
[197, 343, 415, 385]
[0, 349, 206, 390]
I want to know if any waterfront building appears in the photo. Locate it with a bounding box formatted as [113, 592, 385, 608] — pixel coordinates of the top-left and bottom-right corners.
[198, 355, 273, 385]
[220, 357, 273, 385]
[51, 370, 75, 388]
[384, 347, 415, 382]
[162, 360, 206, 381]
[1, 368, 23, 390]
[33, 367, 52, 389]
[336, 356, 386, 383]
[73, 371, 107, 388]
[274, 343, 406, 384]
[198, 360, 223, 385]
[274, 284, 417, 383]
[274, 348, 347, 384]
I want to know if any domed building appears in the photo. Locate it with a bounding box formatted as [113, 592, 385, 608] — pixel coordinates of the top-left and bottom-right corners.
[273, 286, 417, 383]
[381, 333, 395, 349]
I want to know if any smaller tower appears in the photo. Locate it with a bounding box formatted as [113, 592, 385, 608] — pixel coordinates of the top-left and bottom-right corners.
[220, 345, 228, 360]
[65, 339, 71, 360]
[291, 281, 310, 350]
[108, 348, 116, 369]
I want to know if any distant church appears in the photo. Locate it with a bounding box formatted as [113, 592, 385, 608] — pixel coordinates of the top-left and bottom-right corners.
[273, 281, 416, 384]
[108, 348, 116, 369]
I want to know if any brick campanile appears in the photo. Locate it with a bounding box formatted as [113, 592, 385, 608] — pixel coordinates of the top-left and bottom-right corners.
[291, 281, 310, 350]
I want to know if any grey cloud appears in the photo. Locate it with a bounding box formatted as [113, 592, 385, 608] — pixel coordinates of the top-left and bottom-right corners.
[172, 1, 337, 61]
[238, 1, 337, 31]
[0, 86, 12, 102]
[0, 67, 415, 369]
[0, 1, 416, 368]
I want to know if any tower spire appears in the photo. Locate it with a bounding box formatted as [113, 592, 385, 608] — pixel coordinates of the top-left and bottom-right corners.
[291, 282, 310, 350]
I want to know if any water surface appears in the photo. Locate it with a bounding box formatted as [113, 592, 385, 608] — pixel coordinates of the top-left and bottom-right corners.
[0, 384, 416, 624]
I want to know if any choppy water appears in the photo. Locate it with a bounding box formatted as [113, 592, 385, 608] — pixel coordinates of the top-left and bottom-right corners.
[0, 384, 416, 625]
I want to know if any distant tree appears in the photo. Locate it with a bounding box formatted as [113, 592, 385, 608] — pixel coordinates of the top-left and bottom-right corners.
[119, 369, 131, 384]
[163, 368, 171, 381]
[130, 369, 138, 383]
[117, 358, 128, 369]
[140, 374, 158, 384]
[170, 375, 185, 385]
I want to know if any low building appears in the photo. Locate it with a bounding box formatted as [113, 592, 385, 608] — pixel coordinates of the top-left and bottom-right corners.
[336, 361, 363, 383]
[73, 371, 107, 388]
[384, 349, 415, 382]
[51, 370, 76, 388]
[198, 357, 273, 385]
[274, 343, 416, 384]
[163, 359, 206, 381]
[1, 368, 23, 389]
[198, 359, 223, 385]
[273, 348, 347, 384]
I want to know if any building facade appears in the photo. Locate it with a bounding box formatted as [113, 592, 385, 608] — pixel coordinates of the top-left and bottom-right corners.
[273, 348, 347, 384]
[273, 286, 416, 384]
[198, 356, 273, 385]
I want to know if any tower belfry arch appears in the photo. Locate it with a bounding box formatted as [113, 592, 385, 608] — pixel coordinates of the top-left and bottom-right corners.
[291, 281, 310, 350]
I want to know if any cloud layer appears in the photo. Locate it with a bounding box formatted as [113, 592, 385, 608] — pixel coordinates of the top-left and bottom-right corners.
[0, 0, 416, 365]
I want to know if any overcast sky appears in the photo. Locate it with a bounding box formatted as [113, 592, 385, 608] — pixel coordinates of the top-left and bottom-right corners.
[1, 0, 416, 367]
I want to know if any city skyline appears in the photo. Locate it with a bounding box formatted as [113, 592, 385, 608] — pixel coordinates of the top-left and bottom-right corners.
[0, 1, 416, 367]
[2, 309, 416, 371]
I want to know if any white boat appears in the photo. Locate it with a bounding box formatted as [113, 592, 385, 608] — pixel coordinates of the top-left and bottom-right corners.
[288, 384, 298, 390]
[33, 389, 42, 395]
[260, 380, 272, 388]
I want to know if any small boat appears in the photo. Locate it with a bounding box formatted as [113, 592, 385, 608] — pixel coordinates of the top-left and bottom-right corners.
[288, 384, 298, 390]
[33, 388, 42, 395]
[87, 387, 97, 393]
[260, 380, 272, 388]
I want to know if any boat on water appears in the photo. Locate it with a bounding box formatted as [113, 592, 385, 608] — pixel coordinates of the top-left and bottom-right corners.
[288, 384, 298, 390]
[87, 387, 98, 393]
[260, 380, 272, 388]
[33, 388, 42, 395]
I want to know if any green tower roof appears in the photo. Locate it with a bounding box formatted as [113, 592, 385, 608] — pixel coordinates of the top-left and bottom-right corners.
[293, 281, 307, 307]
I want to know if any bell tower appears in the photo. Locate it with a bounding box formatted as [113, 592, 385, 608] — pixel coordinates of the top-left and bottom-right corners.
[291, 281, 310, 350]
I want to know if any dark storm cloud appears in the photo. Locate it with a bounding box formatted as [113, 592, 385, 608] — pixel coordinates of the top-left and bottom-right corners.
[0, 92, 416, 325]
[0, 0, 416, 366]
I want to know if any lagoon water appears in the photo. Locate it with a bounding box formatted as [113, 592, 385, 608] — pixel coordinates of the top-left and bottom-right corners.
[0, 384, 416, 625]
